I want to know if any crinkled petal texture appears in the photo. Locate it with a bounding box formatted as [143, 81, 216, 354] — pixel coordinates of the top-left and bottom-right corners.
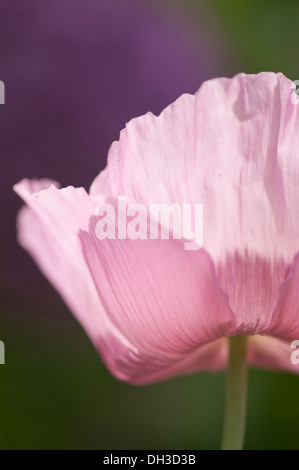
[15, 72, 299, 383]
[14, 180, 235, 383]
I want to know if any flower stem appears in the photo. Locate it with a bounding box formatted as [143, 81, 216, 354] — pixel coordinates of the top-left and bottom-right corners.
[221, 335, 248, 450]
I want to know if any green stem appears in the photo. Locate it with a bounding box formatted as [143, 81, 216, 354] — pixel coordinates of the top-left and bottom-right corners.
[221, 336, 248, 450]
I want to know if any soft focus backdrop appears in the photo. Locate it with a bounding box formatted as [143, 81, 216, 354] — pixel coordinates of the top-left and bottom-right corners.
[1, 0, 299, 449]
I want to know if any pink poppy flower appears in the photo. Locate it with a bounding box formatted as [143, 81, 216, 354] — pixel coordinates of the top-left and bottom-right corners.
[14, 72, 299, 385]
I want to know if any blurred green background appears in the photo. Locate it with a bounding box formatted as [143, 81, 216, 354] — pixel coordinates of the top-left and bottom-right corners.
[208, 0, 299, 78]
[2, 0, 299, 450]
[2, 312, 299, 450]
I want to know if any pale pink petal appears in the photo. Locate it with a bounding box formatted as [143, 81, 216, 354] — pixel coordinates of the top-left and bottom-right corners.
[126, 338, 228, 385]
[248, 335, 299, 375]
[14, 180, 143, 382]
[15, 177, 61, 193]
[97, 72, 299, 336]
[80, 214, 236, 364]
[89, 166, 112, 197]
[94, 92, 195, 205]
[14, 179, 234, 383]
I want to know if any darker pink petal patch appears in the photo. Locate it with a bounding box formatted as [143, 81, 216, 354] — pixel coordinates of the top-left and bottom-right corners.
[267, 253, 299, 342]
[216, 251, 289, 336]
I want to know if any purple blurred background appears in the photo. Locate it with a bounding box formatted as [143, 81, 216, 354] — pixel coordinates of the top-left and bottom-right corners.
[0, 0, 234, 321]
